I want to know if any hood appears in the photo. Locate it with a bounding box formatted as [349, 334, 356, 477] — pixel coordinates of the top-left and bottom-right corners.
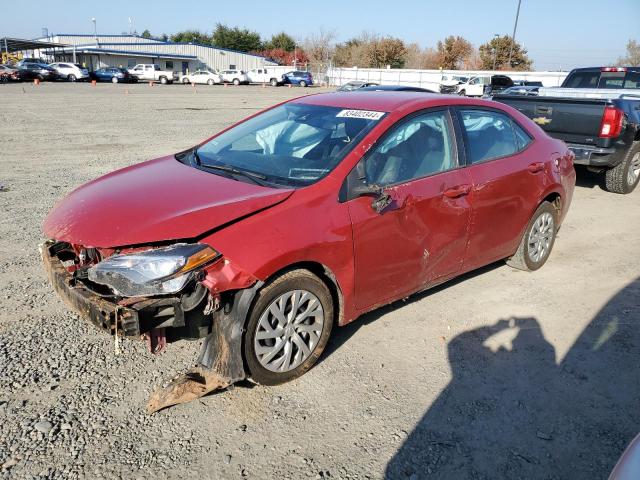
[43, 155, 293, 248]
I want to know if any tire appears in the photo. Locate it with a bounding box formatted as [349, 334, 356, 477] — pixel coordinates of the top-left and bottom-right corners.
[182, 77, 190, 84]
[507, 201, 558, 271]
[37, 74, 44, 81]
[244, 269, 334, 385]
[111, 76, 118, 84]
[233, 78, 240, 86]
[458, 89, 466, 96]
[604, 141, 640, 194]
[160, 76, 168, 85]
[299, 80, 307, 87]
[68, 74, 76, 82]
[207, 78, 214, 85]
[270, 78, 278, 87]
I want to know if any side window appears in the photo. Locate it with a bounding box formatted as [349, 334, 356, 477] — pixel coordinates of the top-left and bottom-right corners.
[460, 110, 518, 163]
[366, 110, 456, 186]
[512, 121, 533, 151]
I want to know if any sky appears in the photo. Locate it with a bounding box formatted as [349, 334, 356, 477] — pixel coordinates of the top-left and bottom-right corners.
[1, 0, 638, 71]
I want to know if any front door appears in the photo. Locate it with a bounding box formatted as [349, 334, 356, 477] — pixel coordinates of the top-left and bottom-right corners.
[348, 109, 472, 310]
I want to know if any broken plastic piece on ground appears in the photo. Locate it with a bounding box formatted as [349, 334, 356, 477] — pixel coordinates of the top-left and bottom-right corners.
[146, 366, 230, 414]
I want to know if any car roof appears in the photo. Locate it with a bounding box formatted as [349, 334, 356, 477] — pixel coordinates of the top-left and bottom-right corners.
[291, 91, 494, 112]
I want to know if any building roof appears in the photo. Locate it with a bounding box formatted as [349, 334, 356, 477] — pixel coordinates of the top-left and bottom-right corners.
[1, 37, 68, 52]
[49, 46, 197, 60]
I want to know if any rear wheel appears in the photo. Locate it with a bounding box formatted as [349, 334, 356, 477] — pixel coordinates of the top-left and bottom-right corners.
[270, 78, 278, 87]
[68, 74, 77, 82]
[160, 76, 168, 85]
[604, 142, 640, 194]
[299, 80, 307, 87]
[182, 77, 190, 84]
[233, 78, 240, 86]
[244, 270, 333, 385]
[507, 201, 557, 271]
[111, 76, 118, 83]
[207, 78, 214, 85]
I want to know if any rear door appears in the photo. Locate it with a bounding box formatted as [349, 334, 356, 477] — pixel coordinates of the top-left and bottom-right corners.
[349, 109, 473, 309]
[455, 107, 544, 269]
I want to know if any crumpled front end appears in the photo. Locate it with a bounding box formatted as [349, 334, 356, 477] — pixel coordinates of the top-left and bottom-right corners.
[41, 239, 261, 412]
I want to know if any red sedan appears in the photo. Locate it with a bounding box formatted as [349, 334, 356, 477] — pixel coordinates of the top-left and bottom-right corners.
[42, 92, 575, 394]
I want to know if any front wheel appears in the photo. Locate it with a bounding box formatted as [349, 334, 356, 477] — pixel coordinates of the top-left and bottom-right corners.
[604, 142, 640, 194]
[233, 78, 240, 86]
[182, 77, 190, 84]
[160, 76, 168, 84]
[244, 270, 333, 385]
[68, 74, 77, 82]
[458, 89, 466, 96]
[299, 80, 307, 87]
[111, 76, 118, 83]
[507, 201, 557, 271]
[207, 78, 214, 85]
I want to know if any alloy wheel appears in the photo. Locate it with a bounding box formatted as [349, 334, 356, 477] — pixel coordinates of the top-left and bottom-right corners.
[627, 152, 640, 186]
[527, 212, 555, 263]
[254, 290, 324, 373]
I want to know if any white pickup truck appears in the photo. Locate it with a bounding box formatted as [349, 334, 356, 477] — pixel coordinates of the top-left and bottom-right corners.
[247, 66, 289, 86]
[128, 64, 178, 84]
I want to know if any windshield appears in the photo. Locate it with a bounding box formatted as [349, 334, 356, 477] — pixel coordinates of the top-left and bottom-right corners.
[193, 103, 384, 187]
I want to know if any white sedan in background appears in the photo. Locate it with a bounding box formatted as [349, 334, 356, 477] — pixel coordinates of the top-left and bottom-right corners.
[180, 70, 222, 85]
[49, 62, 89, 82]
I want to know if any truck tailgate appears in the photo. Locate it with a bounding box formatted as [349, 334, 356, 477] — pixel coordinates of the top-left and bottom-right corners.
[494, 95, 608, 146]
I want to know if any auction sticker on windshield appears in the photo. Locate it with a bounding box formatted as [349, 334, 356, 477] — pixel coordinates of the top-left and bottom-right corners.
[336, 109, 385, 120]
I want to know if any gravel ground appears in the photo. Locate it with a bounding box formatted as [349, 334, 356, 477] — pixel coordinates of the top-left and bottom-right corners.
[0, 82, 639, 480]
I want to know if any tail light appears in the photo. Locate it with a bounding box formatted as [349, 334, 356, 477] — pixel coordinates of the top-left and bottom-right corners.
[601, 67, 627, 72]
[599, 106, 624, 138]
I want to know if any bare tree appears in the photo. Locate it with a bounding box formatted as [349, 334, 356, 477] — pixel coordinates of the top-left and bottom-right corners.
[301, 28, 337, 83]
[405, 43, 441, 69]
[617, 39, 640, 66]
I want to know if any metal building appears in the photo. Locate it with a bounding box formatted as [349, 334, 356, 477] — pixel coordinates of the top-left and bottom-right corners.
[31, 34, 277, 74]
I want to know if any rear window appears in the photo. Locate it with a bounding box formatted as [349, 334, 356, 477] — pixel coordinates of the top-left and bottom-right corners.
[598, 72, 625, 89]
[623, 72, 640, 89]
[563, 71, 599, 88]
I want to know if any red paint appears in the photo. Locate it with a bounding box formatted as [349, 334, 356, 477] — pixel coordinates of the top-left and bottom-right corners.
[43, 92, 575, 326]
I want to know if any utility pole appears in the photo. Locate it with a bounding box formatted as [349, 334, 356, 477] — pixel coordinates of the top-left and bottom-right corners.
[492, 33, 499, 70]
[508, 0, 522, 68]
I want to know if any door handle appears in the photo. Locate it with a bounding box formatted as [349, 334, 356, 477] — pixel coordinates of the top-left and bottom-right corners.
[528, 162, 545, 173]
[443, 184, 471, 199]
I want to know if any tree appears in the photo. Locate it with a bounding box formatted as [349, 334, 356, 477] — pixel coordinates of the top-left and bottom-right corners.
[263, 32, 296, 52]
[478, 35, 532, 71]
[170, 30, 211, 44]
[404, 43, 441, 69]
[141, 29, 152, 39]
[254, 48, 309, 66]
[302, 28, 336, 76]
[436, 36, 473, 70]
[365, 36, 407, 68]
[334, 37, 368, 67]
[617, 39, 640, 66]
[211, 23, 262, 52]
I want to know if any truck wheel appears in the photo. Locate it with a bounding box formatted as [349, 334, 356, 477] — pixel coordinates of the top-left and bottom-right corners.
[233, 78, 240, 86]
[604, 142, 640, 194]
[160, 76, 168, 85]
[244, 269, 334, 386]
[270, 78, 278, 87]
[507, 201, 557, 271]
[458, 89, 466, 96]
[111, 77, 118, 83]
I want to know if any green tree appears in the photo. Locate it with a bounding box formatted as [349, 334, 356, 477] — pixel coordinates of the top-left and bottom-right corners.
[366, 37, 407, 68]
[264, 32, 296, 52]
[437, 36, 473, 70]
[211, 23, 262, 52]
[479, 35, 532, 71]
[617, 39, 640, 66]
[169, 30, 211, 44]
[141, 29, 152, 39]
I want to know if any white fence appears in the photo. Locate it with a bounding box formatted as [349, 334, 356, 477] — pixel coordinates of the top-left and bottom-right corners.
[326, 67, 569, 89]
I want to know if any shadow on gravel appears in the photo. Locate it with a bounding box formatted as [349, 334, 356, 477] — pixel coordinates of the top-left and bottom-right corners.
[320, 262, 504, 364]
[575, 165, 605, 190]
[385, 277, 640, 479]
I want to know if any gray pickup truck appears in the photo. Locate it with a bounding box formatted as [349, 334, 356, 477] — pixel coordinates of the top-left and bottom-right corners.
[495, 67, 640, 194]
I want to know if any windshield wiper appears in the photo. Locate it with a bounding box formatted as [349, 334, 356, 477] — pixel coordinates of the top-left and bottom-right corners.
[198, 163, 269, 185]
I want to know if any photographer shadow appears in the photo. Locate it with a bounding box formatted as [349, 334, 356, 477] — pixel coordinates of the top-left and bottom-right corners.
[386, 277, 640, 479]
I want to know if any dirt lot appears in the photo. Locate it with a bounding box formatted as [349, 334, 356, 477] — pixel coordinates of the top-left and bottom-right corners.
[0, 82, 639, 480]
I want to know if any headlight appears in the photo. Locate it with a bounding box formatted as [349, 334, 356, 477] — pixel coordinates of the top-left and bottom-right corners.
[87, 243, 219, 297]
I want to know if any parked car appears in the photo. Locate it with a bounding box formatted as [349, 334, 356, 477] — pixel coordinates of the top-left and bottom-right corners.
[0, 64, 20, 82]
[337, 81, 379, 92]
[495, 66, 640, 194]
[91, 67, 137, 83]
[128, 64, 177, 84]
[455, 76, 491, 96]
[42, 92, 575, 408]
[49, 62, 89, 82]
[283, 70, 313, 87]
[513, 80, 543, 87]
[17, 63, 58, 81]
[16, 58, 47, 67]
[180, 70, 222, 85]
[439, 75, 469, 94]
[488, 85, 540, 98]
[482, 75, 514, 97]
[247, 67, 286, 86]
[219, 69, 250, 85]
[359, 85, 436, 93]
